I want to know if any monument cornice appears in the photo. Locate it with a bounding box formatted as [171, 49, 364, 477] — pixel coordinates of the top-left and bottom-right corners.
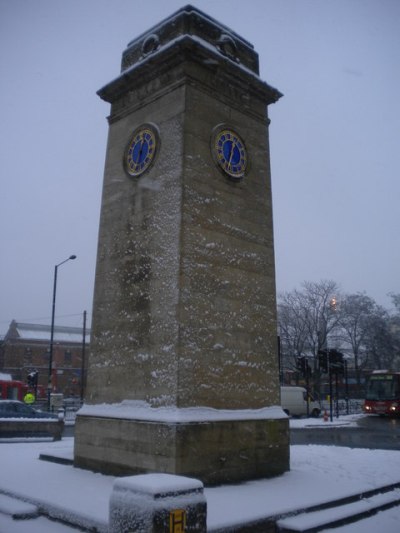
[121, 4, 259, 74]
[97, 34, 282, 119]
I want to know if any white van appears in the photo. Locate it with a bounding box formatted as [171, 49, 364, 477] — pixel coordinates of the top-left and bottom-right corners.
[280, 386, 320, 417]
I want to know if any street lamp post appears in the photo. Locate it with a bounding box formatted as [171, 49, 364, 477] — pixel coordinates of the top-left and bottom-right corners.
[47, 255, 77, 411]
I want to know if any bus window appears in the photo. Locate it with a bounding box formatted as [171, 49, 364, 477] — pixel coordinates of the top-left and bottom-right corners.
[7, 386, 19, 400]
[366, 375, 398, 400]
[364, 372, 400, 416]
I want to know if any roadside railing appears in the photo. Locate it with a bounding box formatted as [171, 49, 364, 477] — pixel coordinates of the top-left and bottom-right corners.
[61, 398, 81, 424]
[320, 399, 364, 417]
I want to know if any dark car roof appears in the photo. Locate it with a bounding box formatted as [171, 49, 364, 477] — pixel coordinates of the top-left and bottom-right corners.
[0, 399, 59, 419]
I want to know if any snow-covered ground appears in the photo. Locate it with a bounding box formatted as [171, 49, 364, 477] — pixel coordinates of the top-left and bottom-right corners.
[289, 412, 365, 428]
[0, 417, 399, 532]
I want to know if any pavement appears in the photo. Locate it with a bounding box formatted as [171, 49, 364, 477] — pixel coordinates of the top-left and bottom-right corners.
[1, 420, 400, 532]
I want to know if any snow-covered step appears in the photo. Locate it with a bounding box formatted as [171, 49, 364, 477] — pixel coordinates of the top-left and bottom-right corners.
[277, 488, 400, 532]
[0, 494, 38, 519]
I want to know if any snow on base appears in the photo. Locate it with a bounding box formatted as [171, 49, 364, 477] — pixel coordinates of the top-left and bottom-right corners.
[114, 473, 203, 496]
[110, 473, 206, 533]
[77, 400, 287, 422]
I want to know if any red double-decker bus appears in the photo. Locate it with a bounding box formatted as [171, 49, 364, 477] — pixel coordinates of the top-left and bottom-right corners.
[0, 376, 47, 402]
[364, 371, 400, 416]
[0, 379, 28, 401]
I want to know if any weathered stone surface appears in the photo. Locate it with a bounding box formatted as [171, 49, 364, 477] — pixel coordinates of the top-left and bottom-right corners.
[85, 76, 279, 409]
[75, 414, 289, 485]
[74, 4, 289, 482]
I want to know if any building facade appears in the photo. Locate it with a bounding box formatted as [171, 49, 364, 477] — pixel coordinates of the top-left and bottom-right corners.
[0, 320, 90, 399]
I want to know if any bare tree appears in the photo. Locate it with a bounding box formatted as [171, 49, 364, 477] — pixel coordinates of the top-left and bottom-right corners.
[278, 282, 400, 398]
[300, 280, 341, 359]
[389, 293, 400, 313]
[389, 293, 400, 369]
[278, 280, 340, 390]
[336, 293, 376, 383]
[364, 309, 397, 370]
[278, 290, 309, 373]
[337, 293, 400, 373]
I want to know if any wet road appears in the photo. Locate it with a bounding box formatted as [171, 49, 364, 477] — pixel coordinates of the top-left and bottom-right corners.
[354, 415, 400, 449]
[61, 416, 400, 450]
[291, 415, 400, 450]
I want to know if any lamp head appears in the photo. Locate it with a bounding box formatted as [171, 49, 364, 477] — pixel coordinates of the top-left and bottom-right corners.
[69, 255, 77, 260]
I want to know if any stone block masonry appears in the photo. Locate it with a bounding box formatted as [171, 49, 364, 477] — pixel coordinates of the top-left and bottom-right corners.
[74, 4, 289, 485]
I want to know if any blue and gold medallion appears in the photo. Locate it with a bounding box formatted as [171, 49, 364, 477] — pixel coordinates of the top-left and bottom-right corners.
[214, 129, 247, 179]
[125, 126, 157, 177]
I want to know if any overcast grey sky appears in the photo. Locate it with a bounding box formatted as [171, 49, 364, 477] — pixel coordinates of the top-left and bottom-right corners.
[1, 0, 399, 335]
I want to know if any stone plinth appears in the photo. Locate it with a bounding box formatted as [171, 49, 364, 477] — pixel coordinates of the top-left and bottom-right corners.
[74, 404, 289, 484]
[109, 473, 206, 533]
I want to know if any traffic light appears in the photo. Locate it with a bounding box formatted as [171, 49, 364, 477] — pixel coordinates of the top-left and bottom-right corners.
[318, 350, 344, 374]
[27, 371, 38, 387]
[329, 350, 344, 374]
[297, 356, 311, 377]
[318, 350, 328, 373]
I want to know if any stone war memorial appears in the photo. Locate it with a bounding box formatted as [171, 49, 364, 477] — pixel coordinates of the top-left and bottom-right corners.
[74, 4, 289, 528]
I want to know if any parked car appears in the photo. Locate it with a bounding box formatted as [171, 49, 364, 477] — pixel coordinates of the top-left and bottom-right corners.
[281, 386, 321, 417]
[0, 400, 58, 419]
[0, 400, 63, 440]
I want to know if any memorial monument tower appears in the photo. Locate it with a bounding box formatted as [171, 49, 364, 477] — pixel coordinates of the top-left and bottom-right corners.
[74, 5, 289, 484]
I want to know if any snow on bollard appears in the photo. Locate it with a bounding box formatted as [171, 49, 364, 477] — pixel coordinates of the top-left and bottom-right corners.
[109, 473, 207, 532]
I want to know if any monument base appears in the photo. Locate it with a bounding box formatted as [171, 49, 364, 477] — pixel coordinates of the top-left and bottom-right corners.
[109, 473, 206, 533]
[74, 404, 289, 485]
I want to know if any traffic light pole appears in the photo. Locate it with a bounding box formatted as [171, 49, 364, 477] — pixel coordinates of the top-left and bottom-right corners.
[47, 255, 77, 411]
[47, 263, 58, 411]
[27, 371, 39, 402]
[345, 360, 349, 415]
[80, 310, 87, 404]
[335, 372, 339, 418]
[305, 364, 310, 417]
[328, 350, 333, 422]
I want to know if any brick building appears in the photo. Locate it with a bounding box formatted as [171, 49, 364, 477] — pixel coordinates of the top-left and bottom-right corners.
[0, 320, 90, 398]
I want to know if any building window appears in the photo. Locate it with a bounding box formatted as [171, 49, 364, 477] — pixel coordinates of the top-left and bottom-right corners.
[43, 348, 50, 363]
[25, 347, 32, 365]
[64, 350, 72, 366]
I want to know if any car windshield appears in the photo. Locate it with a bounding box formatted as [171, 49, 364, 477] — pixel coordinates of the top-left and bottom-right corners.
[14, 403, 35, 416]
